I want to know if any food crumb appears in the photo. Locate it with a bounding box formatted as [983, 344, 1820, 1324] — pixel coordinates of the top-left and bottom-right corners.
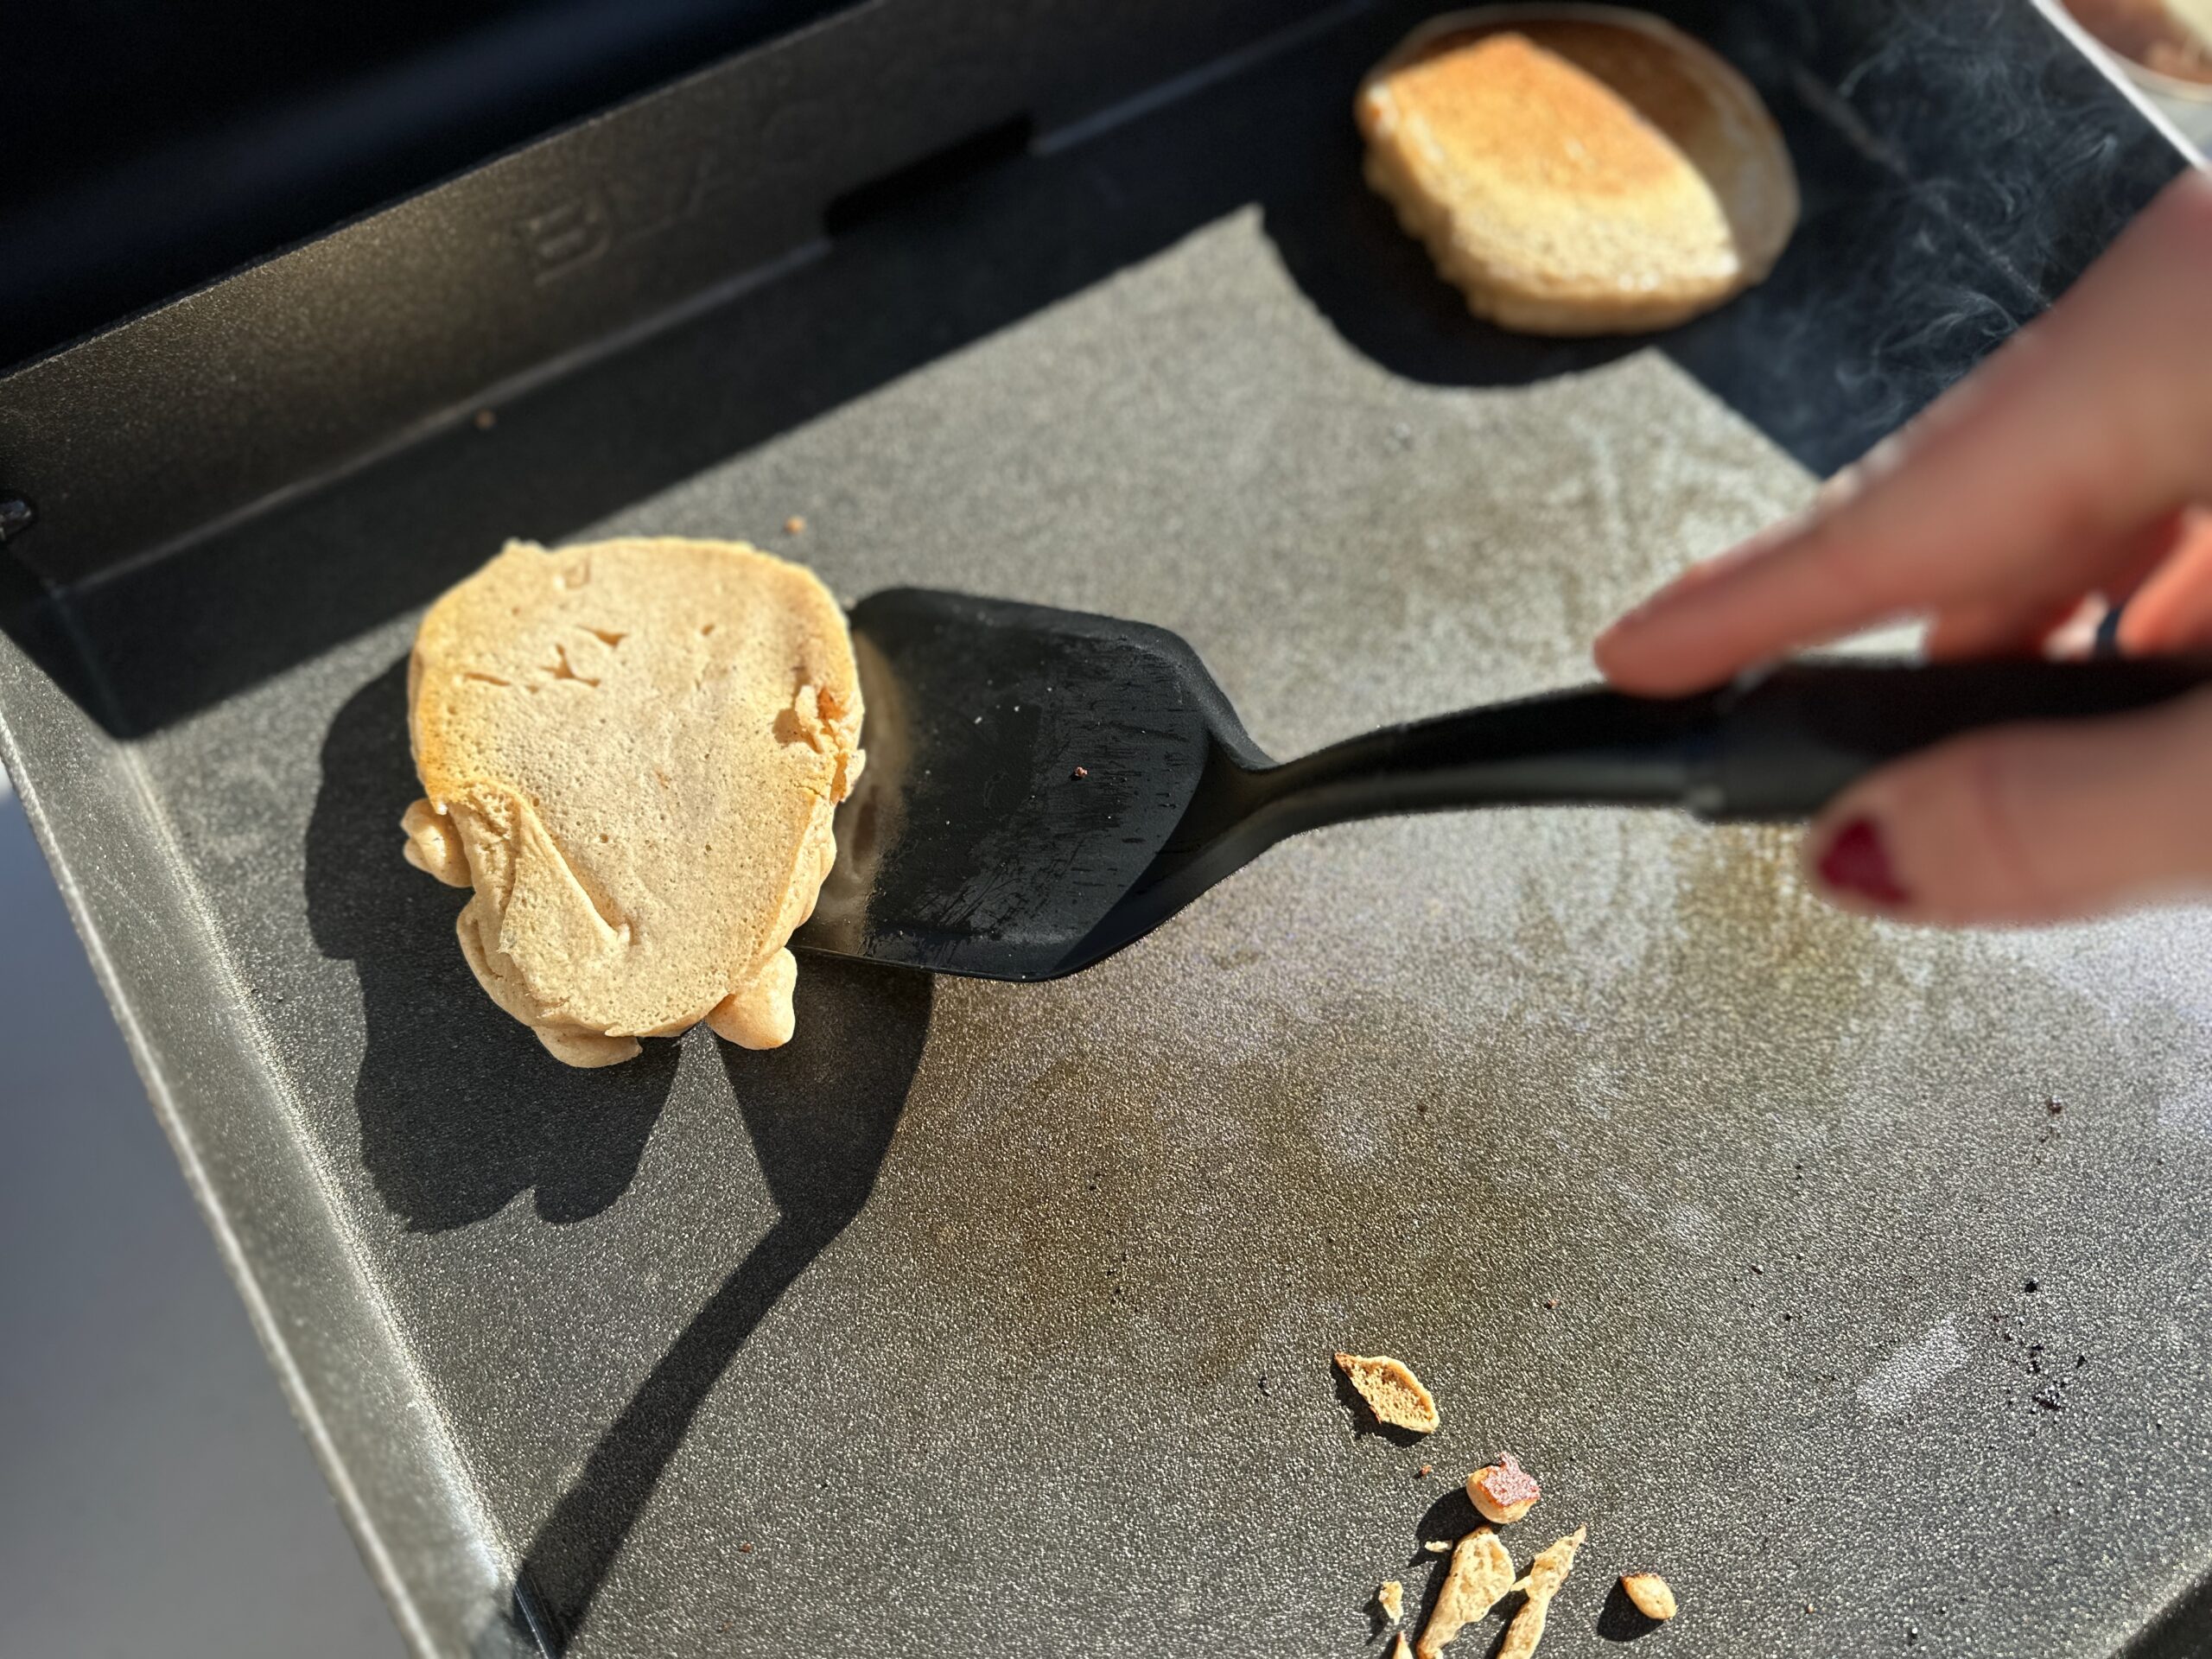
[1496, 1527, 1584, 1659]
[1415, 1529, 1514, 1659]
[1390, 1634, 1414, 1659]
[739, 1541, 753, 1554]
[784, 516, 807, 536]
[473, 409, 496, 430]
[1419, 1464, 1434, 1478]
[1467, 1452, 1541, 1524]
[1424, 1540, 1452, 1554]
[1543, 1298, 1557, 1310]
[1621, 1572, 1677, 1620]
[1071, 766, 1089, 779]
[1377, 1580, 1405, 1623]
[1335, 1351, 1440, 1434]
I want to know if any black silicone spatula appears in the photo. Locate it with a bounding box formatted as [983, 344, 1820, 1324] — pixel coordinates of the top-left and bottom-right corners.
[793, 588, 2212, 981]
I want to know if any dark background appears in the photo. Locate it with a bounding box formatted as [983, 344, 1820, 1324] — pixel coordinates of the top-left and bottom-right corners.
[4, 0, 852, 372]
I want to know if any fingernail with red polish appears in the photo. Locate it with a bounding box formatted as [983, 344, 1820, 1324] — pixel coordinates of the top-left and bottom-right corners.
[1815, 817, 1910, 906]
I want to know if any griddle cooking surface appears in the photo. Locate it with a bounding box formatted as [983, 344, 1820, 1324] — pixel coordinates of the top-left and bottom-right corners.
[3, 3, 2205, 1656]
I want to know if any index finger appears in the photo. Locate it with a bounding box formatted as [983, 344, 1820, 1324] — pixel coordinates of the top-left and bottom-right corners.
[1594, 168, 2212, 696]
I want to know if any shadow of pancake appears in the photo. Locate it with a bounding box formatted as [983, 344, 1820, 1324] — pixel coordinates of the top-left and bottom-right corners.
[499, 959, 932, 1654]
[307, 657, 679, 1230]
[312, 654, 934, 1652]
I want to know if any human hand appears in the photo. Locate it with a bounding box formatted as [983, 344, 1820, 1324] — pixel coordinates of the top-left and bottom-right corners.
[1595, 168, 2212, 925]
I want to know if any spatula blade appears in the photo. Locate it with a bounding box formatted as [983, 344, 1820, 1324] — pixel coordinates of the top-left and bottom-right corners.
[794, 589, 1264, 980]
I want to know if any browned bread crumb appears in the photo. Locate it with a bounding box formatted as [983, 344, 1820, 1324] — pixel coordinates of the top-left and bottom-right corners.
[1334, 1351, 1441, 1433]
[1467, 1452, 1541, 1523]
[1621, 1571, 1676, 1620]
[1378, 1580, 1406, 1624]
[1415, 1529, 1514, 1659]
[1391, 1634, 1414, 1659]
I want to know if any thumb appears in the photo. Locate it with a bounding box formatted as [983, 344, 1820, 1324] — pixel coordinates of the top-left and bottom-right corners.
[1802, 688, 2212, 925]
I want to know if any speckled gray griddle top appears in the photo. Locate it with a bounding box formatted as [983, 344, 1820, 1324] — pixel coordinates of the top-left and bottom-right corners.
[0, 2, 2204, 1655]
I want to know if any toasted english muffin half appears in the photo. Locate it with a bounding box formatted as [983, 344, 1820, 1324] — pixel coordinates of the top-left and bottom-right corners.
[403, 537, 861, 1067]
[1357, 5, 1797, 334]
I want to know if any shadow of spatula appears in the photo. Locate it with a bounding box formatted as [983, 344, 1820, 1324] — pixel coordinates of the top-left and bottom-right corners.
[793, 588, 2212, 980]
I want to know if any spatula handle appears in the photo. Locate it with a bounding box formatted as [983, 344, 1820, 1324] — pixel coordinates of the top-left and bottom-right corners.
[1258, 656, 2212, 833]
[1696, 654, 2212, 820]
